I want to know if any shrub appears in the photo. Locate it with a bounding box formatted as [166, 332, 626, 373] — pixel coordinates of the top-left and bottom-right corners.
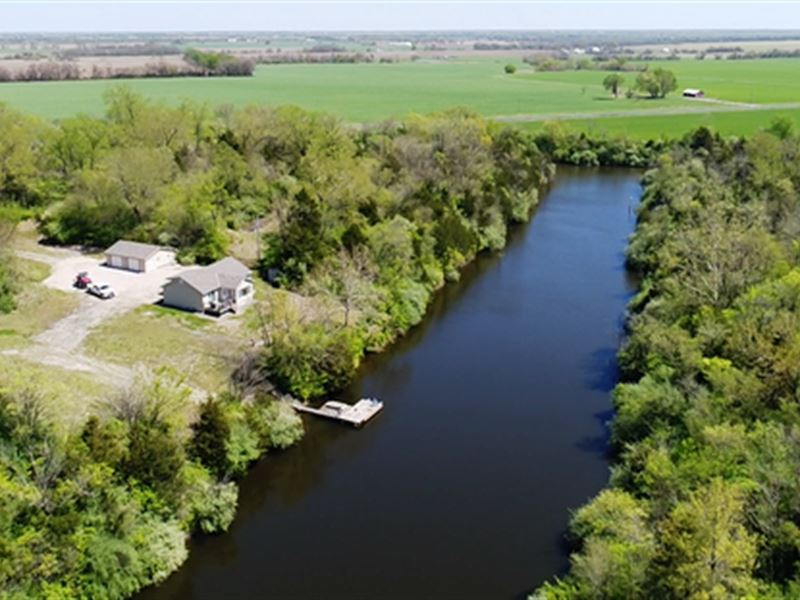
[246, 395, 304, 450]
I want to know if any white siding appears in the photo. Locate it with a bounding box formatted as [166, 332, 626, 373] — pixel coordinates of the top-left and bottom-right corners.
[235, 280, 254, 311]
[162, 279, 205, 312]
[147, 250, 176, 271]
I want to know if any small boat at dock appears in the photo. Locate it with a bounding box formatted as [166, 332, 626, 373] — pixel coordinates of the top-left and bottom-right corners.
[291, 398, 383, 427]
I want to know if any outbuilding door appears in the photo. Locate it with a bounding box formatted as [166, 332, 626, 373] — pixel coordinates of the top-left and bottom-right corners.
[129, 258, 141, 272]
[110, 255, 123, 268]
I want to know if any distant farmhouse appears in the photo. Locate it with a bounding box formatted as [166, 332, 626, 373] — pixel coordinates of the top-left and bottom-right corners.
[162, 257, 254, 315]
[105, 240, 175, 273]
[682, 88, 705, 98]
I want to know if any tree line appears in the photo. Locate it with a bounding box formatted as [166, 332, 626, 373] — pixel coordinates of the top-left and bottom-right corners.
[536, 123, 800, 598]
[0, 50, 253, 83]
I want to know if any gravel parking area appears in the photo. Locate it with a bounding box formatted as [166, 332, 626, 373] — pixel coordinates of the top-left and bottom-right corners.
[7, 247, 200, 392]
[23, 249, 195, 351]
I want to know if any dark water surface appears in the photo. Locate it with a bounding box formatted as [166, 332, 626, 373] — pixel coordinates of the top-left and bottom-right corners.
[141, 167, 642, 600]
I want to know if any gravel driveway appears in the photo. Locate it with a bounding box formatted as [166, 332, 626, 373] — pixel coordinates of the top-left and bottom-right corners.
[29, 251, 193, 351]
[10, 248, 197, 390]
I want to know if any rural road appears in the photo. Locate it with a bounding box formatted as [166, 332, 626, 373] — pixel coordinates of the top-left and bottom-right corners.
[491, 100, 800, 123]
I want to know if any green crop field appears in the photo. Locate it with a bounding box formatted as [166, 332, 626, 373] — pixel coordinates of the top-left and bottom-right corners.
[0, 58, 684, 120]
[518, 59, 800, 105]
[0, 57, 798, 138]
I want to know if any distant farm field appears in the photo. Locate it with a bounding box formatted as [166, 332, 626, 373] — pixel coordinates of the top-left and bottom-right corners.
[0, 58, 799, 137]
[520, 59, 800, 104]
[0, 59, 686, 120]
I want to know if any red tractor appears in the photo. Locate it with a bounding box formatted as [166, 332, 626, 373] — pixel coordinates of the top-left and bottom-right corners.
[74, 271, 92, 289]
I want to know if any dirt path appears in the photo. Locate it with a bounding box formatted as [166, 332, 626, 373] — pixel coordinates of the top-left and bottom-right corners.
[690, 97, 759, 109]
[491, 101, 800, 123]
[2, 346, 137, 388]
[14, 248, 78, 265]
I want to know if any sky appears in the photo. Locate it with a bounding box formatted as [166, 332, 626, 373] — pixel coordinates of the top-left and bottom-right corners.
[1, 1, 800, 33]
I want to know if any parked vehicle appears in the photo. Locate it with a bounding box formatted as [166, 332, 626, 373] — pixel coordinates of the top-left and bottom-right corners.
[74, 271, 92, 289]
[87, 283, 115, 299]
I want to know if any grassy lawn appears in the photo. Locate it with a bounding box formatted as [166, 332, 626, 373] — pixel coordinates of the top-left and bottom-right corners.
[0, 354, 106, 429]
[0, 258, 78, 350]
[1, 57, 798, 128]
[82, 304, 248, 394]
[17, 256, 51, 283]
[517, 107, 800, 140]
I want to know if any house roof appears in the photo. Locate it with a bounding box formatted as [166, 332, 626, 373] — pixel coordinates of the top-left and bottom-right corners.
[171, 257, 251, 295]
[105, 240, 165, 261]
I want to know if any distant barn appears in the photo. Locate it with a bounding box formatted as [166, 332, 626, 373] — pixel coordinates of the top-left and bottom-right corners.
[682, 88, 705, 98]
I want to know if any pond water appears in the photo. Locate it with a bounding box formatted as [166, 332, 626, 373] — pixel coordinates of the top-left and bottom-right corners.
[140, 166, 642, 600]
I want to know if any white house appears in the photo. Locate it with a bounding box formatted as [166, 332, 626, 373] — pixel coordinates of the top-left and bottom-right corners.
[104, 240, 175, 273]
[162, 257, 254, 315]
[682, 88, 705, 98]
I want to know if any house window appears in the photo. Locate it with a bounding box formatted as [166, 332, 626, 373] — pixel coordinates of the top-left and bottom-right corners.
[239, 285, 252, 298]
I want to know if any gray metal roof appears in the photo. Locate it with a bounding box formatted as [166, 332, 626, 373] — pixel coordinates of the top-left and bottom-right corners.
[105, 240, 164, 261]
[172, 257, 251, 295]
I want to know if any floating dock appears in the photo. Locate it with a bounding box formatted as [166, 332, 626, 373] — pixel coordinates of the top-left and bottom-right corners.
[291, 398, 383, 427]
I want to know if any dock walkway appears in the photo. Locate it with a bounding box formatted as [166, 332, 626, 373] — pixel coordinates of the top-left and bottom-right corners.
[291, 398, 383, 427]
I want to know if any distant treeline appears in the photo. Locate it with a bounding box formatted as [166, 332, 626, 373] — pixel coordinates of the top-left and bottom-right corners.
[58, 43, 182, 58]
[705, 45, 745, 53]
[0, 50, 254, 83]
[254, 51, 377, 65]
[306, 43, 348, 53]
[727, 48, 800, 60]
[474, 42, 571, 51]
[0, 61, 81, 82]
[523, 54, 647, 72]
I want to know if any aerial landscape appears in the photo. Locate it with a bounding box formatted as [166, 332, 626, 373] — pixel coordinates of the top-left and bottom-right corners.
[3, 1, 800, 599]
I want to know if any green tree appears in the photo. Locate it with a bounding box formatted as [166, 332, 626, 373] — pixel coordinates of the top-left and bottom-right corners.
[0, 105, 55, 206]
[261, 188, 329, 285]
[666, 203, 778, 310]
[81, 415, 127, 466]
[653, 67, 678, 98]
[191, 399, 232, 478]
[766, 116, 795, 140]
[124, 418, 186, 502]
[0, 219, 17, 313]
[602, 73, 625, 98]
[635, 67, 677, 98]
[658, 480, 759, 599]
[504, 63, 517, 74]
[48, 115, 110, 176]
